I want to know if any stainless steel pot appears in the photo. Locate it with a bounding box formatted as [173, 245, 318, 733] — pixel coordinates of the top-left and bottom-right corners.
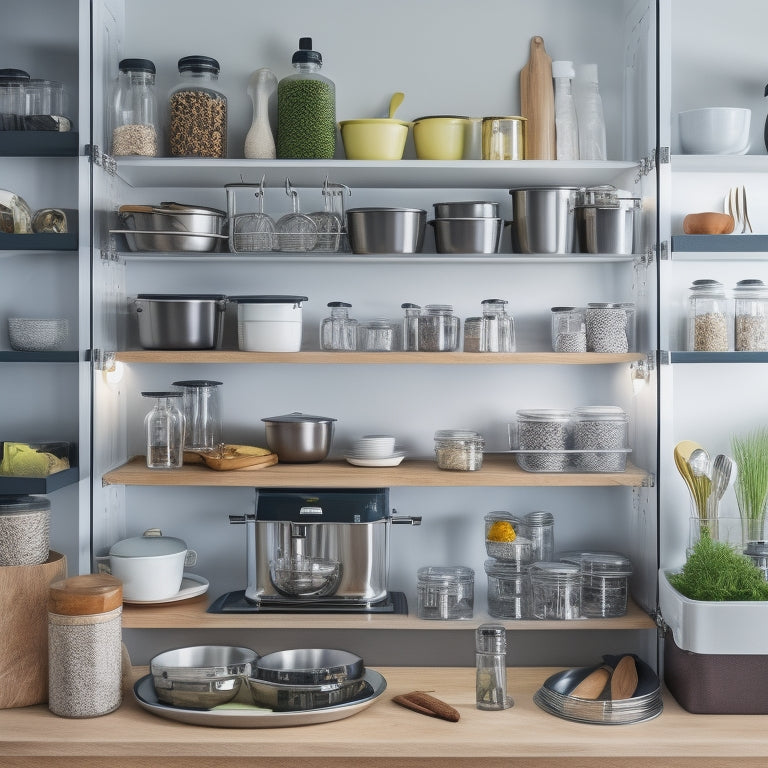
[433, 201, 500, 218]
[133, 294, 226, 350]
[574, 198, 640, 255]
[253, 649, 364, 686]
[346, 207, 426, 254]
[429, 217, 503, 254]
[261, 412, 336, 463]
[119, 203, 226, 235]
[508, 187, 579, 254]
[116, 229, 227, 253]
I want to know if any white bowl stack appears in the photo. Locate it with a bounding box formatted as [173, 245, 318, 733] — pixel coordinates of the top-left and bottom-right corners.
[344, 434, 404, 466]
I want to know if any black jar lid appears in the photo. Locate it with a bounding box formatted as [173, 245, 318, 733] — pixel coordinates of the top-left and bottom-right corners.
[292, 37, 322, 66]
[229, 295, 308, 304]
[327, 301, 351, 308]
[119, 58, 156, 75]
[0, 68, 30, 82]
[177, 55, 220, 74]
[172, 380, 223, 388]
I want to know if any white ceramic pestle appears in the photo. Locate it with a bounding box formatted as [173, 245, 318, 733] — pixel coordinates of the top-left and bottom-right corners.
[244, 68, 278, 159]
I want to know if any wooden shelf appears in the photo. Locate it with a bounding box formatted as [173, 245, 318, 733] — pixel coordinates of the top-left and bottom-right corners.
[103, 454, 649, 488]
[2, 665, 767, 767]
[121, 594, 655, 630]
[114, 350, 643, 365]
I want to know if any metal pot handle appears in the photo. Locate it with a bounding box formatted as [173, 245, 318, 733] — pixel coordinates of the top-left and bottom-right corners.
[390, 509, 422, 526]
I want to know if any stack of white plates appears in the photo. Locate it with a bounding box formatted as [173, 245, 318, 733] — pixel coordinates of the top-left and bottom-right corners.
[345, 435, 405, 467]
[533, 655, 663, 725]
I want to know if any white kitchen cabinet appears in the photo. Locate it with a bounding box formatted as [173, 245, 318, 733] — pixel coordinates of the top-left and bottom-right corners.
[4, 0, 662, 667]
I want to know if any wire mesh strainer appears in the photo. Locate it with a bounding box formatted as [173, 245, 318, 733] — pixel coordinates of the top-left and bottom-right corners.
[225, 176, 276, 253]
[275, 178, 318, 252]
[308, 177, 350, 253]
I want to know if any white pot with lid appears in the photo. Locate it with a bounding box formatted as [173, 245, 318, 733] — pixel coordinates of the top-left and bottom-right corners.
[229, 295, 308, 352]
[107, 528, 197, 601]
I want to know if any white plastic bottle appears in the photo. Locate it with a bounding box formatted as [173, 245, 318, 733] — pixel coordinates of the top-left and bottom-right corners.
[552, 60, 579, 160]
[574, 63, 606, 160]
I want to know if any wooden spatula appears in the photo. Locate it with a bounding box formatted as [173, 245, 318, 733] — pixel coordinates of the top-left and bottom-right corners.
[520, 35, 556, 160]
[610, 655, 638, 700]
[569, 664, 612, 700]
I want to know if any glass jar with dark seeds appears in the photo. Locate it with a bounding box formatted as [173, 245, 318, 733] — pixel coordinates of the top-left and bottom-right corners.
[417, 304, 460, 351]
[571, 405, 628, 471]
[514, 409, 571, 471]
[585, 302, 630, 352]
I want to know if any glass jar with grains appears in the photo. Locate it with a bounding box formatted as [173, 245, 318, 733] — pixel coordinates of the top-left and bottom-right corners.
[111, 58, 159, 156]
[687, 279, 731, 352]
[733, 279, 768, 352]
[169, 56, 227, 158]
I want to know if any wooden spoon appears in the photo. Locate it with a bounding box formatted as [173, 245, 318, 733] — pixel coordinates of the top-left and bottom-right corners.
[569, 664, 612, 700]
[609, 655, 638, 700]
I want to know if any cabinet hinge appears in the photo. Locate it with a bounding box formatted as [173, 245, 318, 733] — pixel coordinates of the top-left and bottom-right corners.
[91, 349, 116, 372]
[657, 350, 671, 366]
[657, 146, 670, 165]
[84, 144, 117, 175]
[100, 246, 120, 263]
[636, 245, 655, 267]
[653, 609, 669, 639]
[655, 240, 670, 261]
[641, 473, 656, 488]
[635, 147, 669, 181]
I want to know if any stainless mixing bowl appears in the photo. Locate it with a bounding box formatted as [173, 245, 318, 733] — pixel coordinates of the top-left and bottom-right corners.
[119, 203, 226, 235]
[269, 556, 342, 598]
[254, 648, 365, 685]
[430, 217, 504, 254]
[346, 207, 427, 254]
[246, 675, 368, 711]
[261, 412, 336, 463]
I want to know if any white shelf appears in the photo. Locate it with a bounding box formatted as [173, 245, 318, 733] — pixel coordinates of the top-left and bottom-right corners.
[671, 154, 768, 173]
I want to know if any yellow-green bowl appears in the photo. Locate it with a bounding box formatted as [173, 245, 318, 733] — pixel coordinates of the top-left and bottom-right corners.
[413, 116, 469, 160]
[339, 119, 410, 160]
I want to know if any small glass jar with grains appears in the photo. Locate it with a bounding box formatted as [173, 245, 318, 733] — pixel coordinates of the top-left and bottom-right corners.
[169, 56, 227, 158]
[551, 306, 586, 352]
[434, 429, 484, 471]
[733, 279, 768, 352]
[687, 279, 731, 351]
[111, 58, 159, 156]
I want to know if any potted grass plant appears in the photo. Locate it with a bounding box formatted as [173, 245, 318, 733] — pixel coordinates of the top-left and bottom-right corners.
[732, 428, 768, 545]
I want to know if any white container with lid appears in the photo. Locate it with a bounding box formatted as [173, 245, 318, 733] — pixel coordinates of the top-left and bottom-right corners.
[230, 295, 307, 352]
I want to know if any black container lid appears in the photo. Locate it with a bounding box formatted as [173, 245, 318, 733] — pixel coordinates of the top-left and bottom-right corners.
[327, 301, 351, 308]
[229, 295, 308, 304]
[0, 68, 30, 81]
[119, 58, 156, 75]
[177, 55, 220, 74]
[292, 37, 322, 66]
[172, 380, 223, 388]
[255, 488, 389, 523]
[136, 293, 226, 300]
[141, 391, 183, 398]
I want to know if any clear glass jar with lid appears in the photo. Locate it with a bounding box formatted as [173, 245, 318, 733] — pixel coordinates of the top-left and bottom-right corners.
[111, 58, 159, 156]
[687, 278, 731, 351]
[0, 68, 29, 128]
[733, 279, 768, 352]
[561, 551, 633, 618]
[514, 409, 571, 471]
[480, 298, 515, 352]
[417, 304, 460, 351]
[417, 565, 474, 620]
[529, 561, 582, 620]
[320, 301, 357, 351]
[434, 429, 484, 471]
[484, 511, 531, 565]
[551, 306, 586, 352]
[357, 319, 399, 352]
[572, 405, 628, 471]
[520, 510, 555, 562]
[484, 560, 530, 619]
[401, 303, 421, 351]
[142, 391, 185, 469]
[463, 316, 482, 352]
[169, 55, 227, 158]
[585, 302, 631, 352]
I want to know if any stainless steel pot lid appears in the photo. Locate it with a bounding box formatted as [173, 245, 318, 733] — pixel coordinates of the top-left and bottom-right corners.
[157, 202, 227, 217]
[135, 293, 227, 301]
[229, 295, 308, 304]
[110, 529, 187, 558]
[172, 380, 223, 388]
[261, 412, 337, 423]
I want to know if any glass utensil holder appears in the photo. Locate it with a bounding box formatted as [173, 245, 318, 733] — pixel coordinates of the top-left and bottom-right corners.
[143, 392, 185, 469]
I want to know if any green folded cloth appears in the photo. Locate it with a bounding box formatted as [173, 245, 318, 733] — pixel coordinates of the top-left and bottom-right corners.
[0, 442, 69, 476]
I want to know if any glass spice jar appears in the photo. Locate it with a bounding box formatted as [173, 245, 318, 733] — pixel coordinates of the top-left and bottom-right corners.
[169, 55, 227, 158]
[320, 301, 358, 351]
[401, 302, 421, 351]
[110, 58, 159, 156]
[687, 279, 731, 351]
[417, 304, 460, 351]
[434, 429, 484, 471]
[463, 316, 483, 352]
[475, 623, 513, 708]
[733, 279, 768, 352]
[551, 306, 586, 352]
[480, 298, 515, 352]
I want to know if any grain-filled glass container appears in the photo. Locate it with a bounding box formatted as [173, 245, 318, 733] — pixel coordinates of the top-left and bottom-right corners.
[48, 574, 123, 718]
[485, 560, 530, 619]
[417, 565, 474, 620]
[687, 278, 731, 351]
[561, 551, 633, 618]
[572, 405, 628, 471]
[169, 55, 227, 158]
[434, 429, 484, 471]
[585, 302, 632, 352]
[520, 510, 555, 563]
[111, 58, 159, 156]
[320, 301, 358, 351]
[514, 409, 571, 471]
[0, 494, 51, 566]
[417, 304, 460, 351]
[733, 279, 768, 352]
[277, 37, 336, 159]
[529, 561, 581, 620]
[463, 316, 482, 352]
[483, 511, 531, 565]
[401, 303, 421, 351]
[551, 306, 586, 352]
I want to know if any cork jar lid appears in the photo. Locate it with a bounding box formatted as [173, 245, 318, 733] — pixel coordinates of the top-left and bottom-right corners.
[48, 574, 123, 615]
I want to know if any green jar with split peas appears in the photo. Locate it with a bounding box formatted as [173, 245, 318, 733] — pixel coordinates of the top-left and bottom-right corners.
[277, 37, 336, 159]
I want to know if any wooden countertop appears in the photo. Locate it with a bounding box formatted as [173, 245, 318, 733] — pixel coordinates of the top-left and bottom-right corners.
[2, 666, 768, 767]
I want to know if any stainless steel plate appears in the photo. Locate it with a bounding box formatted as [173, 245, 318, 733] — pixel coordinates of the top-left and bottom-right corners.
[133, 668, 386, 728]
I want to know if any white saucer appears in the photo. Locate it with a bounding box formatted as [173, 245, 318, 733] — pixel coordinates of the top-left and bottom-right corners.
[123, 573, 209, 605]
[344, 453, 405, 467]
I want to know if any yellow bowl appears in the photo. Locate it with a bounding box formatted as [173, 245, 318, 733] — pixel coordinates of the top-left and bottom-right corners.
[413, 116, 468, 160]
[339, 119, 410, 160]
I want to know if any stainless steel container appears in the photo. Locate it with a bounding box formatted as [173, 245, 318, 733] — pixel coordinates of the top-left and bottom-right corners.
[508, 186, 579, 254]
[433, 201, 500, 219]
[230, 489, 420, 606]
[574, 198, 639, 255]
[429, 217, 503, 254]
[119, 203, 226, 234]
[133, 294, 227, 350]
[118, 229, 226, 253]
[261, 412, 336, 463]
[346, 207, 426, 254]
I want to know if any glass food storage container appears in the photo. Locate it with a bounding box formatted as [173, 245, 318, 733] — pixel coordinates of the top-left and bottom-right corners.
[434, 429, 484, 471]
[357, 319, 399, 352]
[585, 302, 633, 352]
[169, 55, 227, 158]
[142, 391, 185, 469]
[417, 565, 474, 620]
[110, 58, 159, 156]
[480, 298, 515, 352]
[401, 303, 421, 351]
[463, 316, 482, 352]
[551, 306, 586, 352]
[0, 68, 29, 129]
[320, 301, 357, 351]
[571, 405, 628, 471]
[417, 304, 460, 351]
[529, 561, 581, 620]
[733, 279, 768, 352]
[561, 551, 633, 618]
[484, 560, 530, 619]
[172, 379, 222, 452]
[687, 278, 731, 351]
[520, 510, 555, 562]
[483, 511, 531, 565]
[513, 409, 571, 471]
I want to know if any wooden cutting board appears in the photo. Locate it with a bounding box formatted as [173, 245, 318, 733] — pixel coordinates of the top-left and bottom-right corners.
[520, 35, 556, 160]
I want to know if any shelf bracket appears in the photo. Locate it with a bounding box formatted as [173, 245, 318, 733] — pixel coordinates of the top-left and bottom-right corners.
[99, 246, 120, 263]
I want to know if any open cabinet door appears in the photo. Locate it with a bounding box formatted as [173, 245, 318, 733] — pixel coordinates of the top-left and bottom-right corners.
[89, 0, 128, 567]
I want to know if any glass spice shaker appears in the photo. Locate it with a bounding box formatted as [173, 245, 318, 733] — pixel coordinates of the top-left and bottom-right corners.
[401, 302, 421, 351]
[476, 623, 513, 710]
[169, 55, 227, 158]
[142, 391, 185, 469]
[480, 298, 515, 352]
[320, 301, 358, 351]
[687, 279, 731, 352]
[110, 58, 159, 156]
[733, 279, 768, 352]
